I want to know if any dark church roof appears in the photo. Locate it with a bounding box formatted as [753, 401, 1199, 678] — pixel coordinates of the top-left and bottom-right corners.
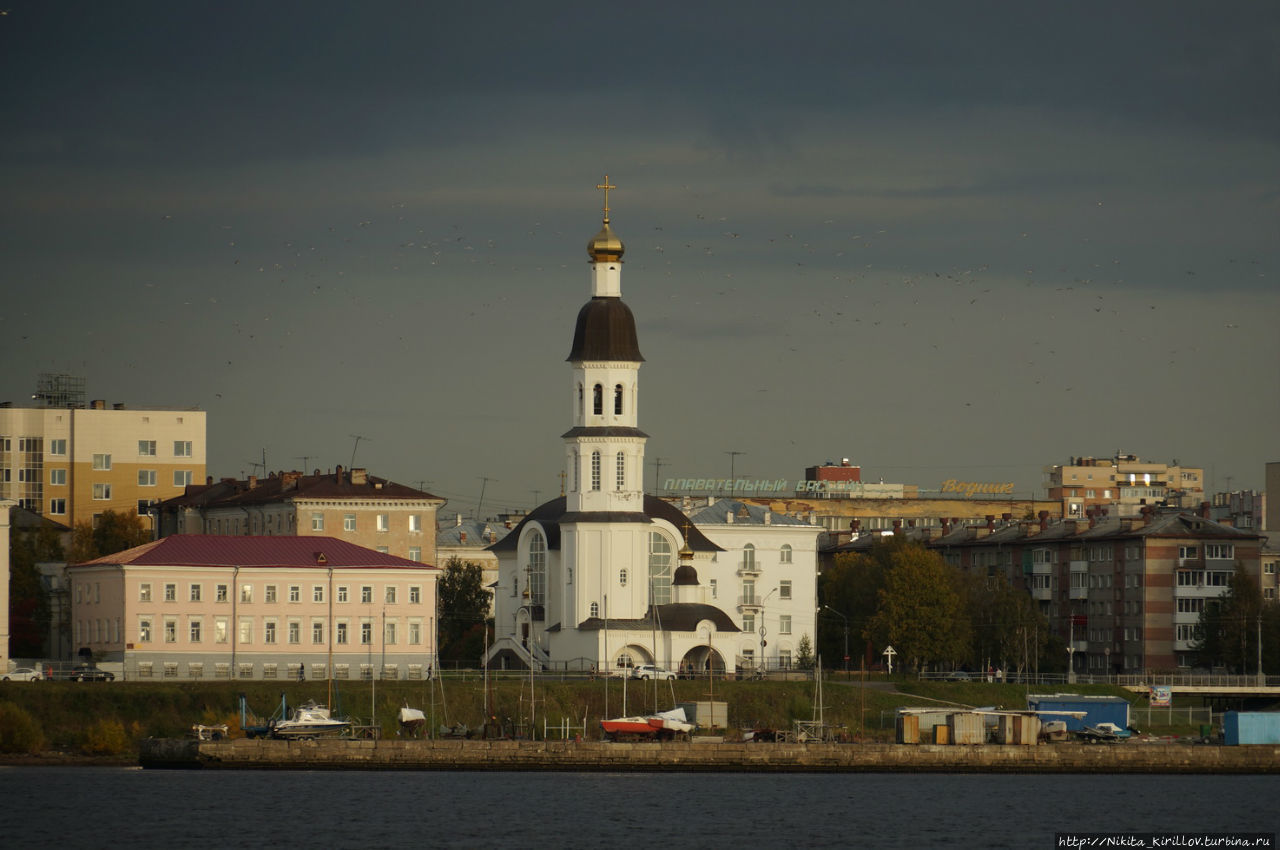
[566, 297, 644, 362]
[487, 494, 722, 553]
[576, 602, 740, 633]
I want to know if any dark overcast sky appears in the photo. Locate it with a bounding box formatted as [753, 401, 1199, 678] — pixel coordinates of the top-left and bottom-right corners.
[2, 1, 1277, 516]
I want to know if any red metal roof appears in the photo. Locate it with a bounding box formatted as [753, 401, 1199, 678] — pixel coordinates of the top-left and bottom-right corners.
[71, 535, 437, 571]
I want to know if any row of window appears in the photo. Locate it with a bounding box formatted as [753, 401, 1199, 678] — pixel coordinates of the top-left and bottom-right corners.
[311, 512, 422, 533]
[1177, 544, 1235, 560]
[132, 582, 424, 605]
[129, 616, 424, 646]
[1175, 570, 1233, 587]
[573, 449, 630, 492]
[579, 382, 628, 417]
[85, 476, 192, 502]
[1084, 627, 1144, 642]
[135, 663, 426, 680]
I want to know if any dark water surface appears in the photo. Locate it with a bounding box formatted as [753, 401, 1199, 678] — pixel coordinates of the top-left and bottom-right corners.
[3, 766, 1275, 849]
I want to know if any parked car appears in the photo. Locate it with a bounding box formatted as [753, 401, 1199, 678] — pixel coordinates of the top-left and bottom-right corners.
[630, 664, 676, 681]
[70, 665, 115, 682]
[1, 667, 44, 682]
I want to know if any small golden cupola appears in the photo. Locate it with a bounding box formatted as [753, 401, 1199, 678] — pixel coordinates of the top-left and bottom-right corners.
[587, 175, 625, 262]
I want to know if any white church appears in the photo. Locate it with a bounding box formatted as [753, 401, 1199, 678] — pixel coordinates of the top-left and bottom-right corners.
[485, 182, 819, 677]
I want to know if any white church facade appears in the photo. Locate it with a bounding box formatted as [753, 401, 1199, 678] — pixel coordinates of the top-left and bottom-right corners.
[486, 183, 818, 676]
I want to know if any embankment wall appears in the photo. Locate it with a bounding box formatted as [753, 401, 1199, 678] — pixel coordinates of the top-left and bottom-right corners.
[139, 738, 1280, 773]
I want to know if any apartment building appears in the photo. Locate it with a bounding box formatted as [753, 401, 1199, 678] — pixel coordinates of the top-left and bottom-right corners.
[69, 535, 440, 680]
[1046, 453, 1205, 520]
[0, 397, 206, 531]
[837, 503, 1262, 674]
[153, 466, 445, 566]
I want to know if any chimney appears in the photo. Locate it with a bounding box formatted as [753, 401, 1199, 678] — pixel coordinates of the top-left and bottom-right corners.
[488, 530, 497, 543]
[248, 475, 258, 489]
[851, 519, 861, 534]
[91, 399, 105, 409]
[1039, 511, 1049, 531]
[1087, 508, 1096, 529]
[335, 465, 345, 484]
[941, 518, 950, 535]
[112, 402, 125, 410]
[460, 531, 467, 544]
[892, 519, 902, 534]
[1199, 501, 1211, 519]
[808, 511, 817, 525]
[351, 468, 368, 485]
[986, 515, 995, 531]
[282, 471, 301, 491]
[764, 512, 772, 525]
[1002, 513, 1012, 523]
[456, 514, 463, 527]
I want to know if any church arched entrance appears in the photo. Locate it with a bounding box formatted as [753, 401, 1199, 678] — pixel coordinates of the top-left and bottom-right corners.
[613, 644, 653, 675]
[679, 646, 725, 676]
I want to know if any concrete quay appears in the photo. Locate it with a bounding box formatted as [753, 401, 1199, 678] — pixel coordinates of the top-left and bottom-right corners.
[140, 738, 1280, 773]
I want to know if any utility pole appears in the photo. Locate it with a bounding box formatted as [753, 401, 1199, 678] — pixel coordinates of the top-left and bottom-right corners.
[725, 450, 745, 497]
[651, 456, 665, 492]
[477, 476, 495, 519]
[349, 434, 370, 468]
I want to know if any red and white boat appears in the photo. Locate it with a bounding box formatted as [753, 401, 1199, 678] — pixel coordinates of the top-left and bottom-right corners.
[602, 707, 694, 740]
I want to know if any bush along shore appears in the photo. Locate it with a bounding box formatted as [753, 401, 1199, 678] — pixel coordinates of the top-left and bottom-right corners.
[0, 675, 1201, 763]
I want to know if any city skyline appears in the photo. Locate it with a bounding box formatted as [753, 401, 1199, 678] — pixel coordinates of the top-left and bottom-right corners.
[3, 2, 1276, 518]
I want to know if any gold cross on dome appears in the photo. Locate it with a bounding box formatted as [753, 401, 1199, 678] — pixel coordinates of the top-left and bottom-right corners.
[596, 175, 616, 223]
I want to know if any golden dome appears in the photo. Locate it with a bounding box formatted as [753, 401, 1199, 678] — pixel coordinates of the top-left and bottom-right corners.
[587, 221, 624, 262]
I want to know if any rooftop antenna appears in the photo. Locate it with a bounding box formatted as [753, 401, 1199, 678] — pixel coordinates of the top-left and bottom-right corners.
[531, 489, 541, 506]
[349, 434, 370, 468]
[725, 450, 746, 497]
[651, 456, 666, 493]
[244, 459, 265, 477]
[295, 456, 315, 473]
[477, 476, 495, 519]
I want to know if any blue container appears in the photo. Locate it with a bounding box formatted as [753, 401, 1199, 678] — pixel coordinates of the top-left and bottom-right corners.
[1025, 694, 1130, 731]
[1223, 711, 1280, 745]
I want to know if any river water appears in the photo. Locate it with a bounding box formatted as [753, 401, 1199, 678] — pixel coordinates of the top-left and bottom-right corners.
[3, 767, 1275, 848]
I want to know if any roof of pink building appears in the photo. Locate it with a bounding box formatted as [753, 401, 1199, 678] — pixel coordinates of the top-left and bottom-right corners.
[71, 535, 438, 571]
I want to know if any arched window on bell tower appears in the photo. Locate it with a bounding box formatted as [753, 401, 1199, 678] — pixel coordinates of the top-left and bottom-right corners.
[593, 384, 603, 415]
[614, 383, 624, 415]
[577, 383, 584, 419]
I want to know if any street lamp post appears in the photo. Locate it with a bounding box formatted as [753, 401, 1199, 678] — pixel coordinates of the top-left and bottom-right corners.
[517, 603, 535, 739]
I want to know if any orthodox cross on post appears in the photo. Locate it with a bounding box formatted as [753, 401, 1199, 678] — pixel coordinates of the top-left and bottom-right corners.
[596, 175, 616, 223]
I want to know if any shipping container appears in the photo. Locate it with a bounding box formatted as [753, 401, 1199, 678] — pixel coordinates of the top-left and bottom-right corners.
[896, 713, 920, 744]
[1025, 694, 1129, 731]
[948, 711, 985, 745]
[1223, 711, 1280, 745]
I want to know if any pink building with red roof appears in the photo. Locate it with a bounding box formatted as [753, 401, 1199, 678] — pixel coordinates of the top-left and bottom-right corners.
[69, 535, 440, 681]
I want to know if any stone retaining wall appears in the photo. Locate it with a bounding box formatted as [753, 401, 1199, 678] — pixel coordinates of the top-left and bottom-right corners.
[139, 738, 1280, 773]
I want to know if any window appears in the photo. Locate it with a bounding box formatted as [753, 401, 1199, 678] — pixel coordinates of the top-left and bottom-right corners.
[742, 613, 755, 635]
[409, 586, 421, 604]
[240, 584, 253, 603]
[92, 453, 112, 470]
[385, 586, 397, 604]
[312, 621, 324, 644]
[239, 619, 253, 644]
[313, 585, 324, 603]
[590, 602, 599, 617]
[49, 498, 66, 514]
[592, 383, 603, 415]
[649, 532, 672, 605]
[591, 451, 601, 490]
[289, 585, 300, 603]
[1179, 545, 1198, 560]
[1266, 563, 1276, 575]
[174, 470, 193, 486]
[189, 619, 202, 642]
[779, 650, 793, 669]
[709, 578, 717, 599]
[164, 583, 177, 602]
[377, 514, 389, 532]
[337, 586, 348, 603]
[780, 580, 792, 600]
[49, 439, 67, 455]
[336, 622, 348, 644]
[215, 617, 228, 643]
[173, 440, 192, 457]
[50, 468, 66, 485]
[92, 483, 112, 500]
[139, 618, 153, 642]
[361, 586, 373, 604]
[138, 440, 157, 456]
[529, 532, 547, 605]
[343, 513, 356, 531]
[138, 469, 157, 486]
[216, 584, 228, 602]
[619, 568, 628, 587]
[616, 451, 625, 490]
[311, 512, 324, 531]
[361, 621, 373, 645]
[139, 583, 153, 602]
[376, 546, 389, 554]
[780, 544, 793, 564]
[742, 543, 756, 569]
[409, 514, 421, 532]
[265, 620, 277, 643]
[780, 615, 792, 635]
[742, 579, 756, 605]
[384, 621, 397, 645]
[613, 383, 625, 415]
[1205, 544, 1234, 560]
[265, 585, 277, 603]
[408, 621, 422, 644]
[408, 547, 421, 562]
[288, 621, 300, 644]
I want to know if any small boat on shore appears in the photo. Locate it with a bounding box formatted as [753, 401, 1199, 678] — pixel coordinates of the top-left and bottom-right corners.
[270, 701, 351, 739]
[602, 707, 693, 740]
[398, 706, 427, 738]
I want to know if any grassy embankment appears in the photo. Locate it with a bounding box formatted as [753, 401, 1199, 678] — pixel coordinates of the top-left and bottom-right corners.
[0, 674, 1172, 759]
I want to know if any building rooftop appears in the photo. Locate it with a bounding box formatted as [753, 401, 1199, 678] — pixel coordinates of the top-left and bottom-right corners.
[70, 534, 437, 570]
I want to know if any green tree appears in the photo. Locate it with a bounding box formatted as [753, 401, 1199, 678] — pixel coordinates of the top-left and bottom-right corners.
[964, 572, 1048, 676]
[817, 546, 889, 668]
[795, 634, 814, 670]
[437, 557, 489, 663]
[867, 542, 970, 672]
[8, 526, 60, 657]
[69, 510, 151, 562]
[1195, 564, 1265, 673]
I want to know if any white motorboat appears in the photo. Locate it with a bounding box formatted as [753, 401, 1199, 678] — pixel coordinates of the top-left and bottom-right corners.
[270, 700, 351, 739]
[398, 706, 427, 737]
